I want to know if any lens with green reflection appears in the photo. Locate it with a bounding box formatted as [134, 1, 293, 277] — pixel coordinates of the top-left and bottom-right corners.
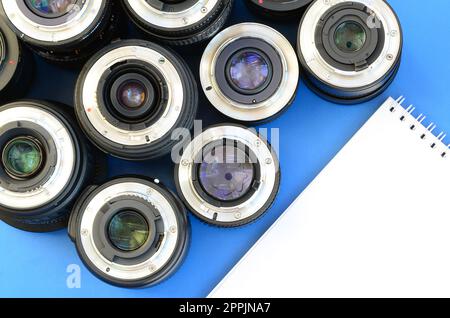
[2, 136, 44, 179]
[334, 21, 366, 53]
[108, 211, 150, 251]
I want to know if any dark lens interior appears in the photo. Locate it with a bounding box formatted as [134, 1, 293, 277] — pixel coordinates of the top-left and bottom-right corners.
[2, 136, 44, 180]
[229, 50, 269, 91]
[117, 80, 147, 109]
[199, 144, 255, 202]
[108, 211, 150, 252]
[27, 0, 76, 16]
[334, 21, 367, 53]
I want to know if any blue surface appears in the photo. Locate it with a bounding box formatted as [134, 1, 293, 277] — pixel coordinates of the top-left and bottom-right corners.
[1, 0, 450, 298]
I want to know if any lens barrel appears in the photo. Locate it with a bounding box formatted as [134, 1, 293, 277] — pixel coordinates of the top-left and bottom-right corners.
[0, 18, 33, 102]
[200, 23, 299, 123]
[175, 124, 280, 227]
[122, 0, 234, 46]
[75, 39, 198, 161]
[297, 0, 402, 104]
[245, 0, 313, 19]
[0, 100, 102, 232]
[68, 177, 190, 288]
[0, 0, 121, 64]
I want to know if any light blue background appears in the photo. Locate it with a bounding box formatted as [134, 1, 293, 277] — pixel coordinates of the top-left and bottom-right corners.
[1, 0, 449, 297]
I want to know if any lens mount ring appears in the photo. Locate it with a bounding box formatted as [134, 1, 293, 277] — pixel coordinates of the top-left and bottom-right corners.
[175, 125, 280, 227]
[0, 105, 75, 210]
[298, 0, 402, 91]
[124, 0, 220, 31]
[200, 23, 299, 122]
[246, 0, 313, 18]
[0, 0, 103, 44]
[71, 178, 189, 287]
[78, 43, 184, 149]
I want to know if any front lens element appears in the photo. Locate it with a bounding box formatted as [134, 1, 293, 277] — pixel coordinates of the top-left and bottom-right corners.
[334, 21, 366, 53]
[199, 144, 254, 202]
[118, 81, 147, 109]
[108, 211, 149, 252]
[2, 137, 43, 179]
[229, 51, 269, 91]
[27, 0, 76, 16]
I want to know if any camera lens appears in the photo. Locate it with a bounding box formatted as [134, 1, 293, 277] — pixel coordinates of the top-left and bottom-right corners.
[122, 0, 234, 46]
[245, 0, 313, 19]
[75, 39, 198, 161]
[68, 177, 190, 288]
[175, 125, 280, 227]
[0, 18, 33, 101]
[297, 0, 402, 104]
[0, 100, 102, 232]
[0, 0, 121, 64]
[200, 23, 299, 123]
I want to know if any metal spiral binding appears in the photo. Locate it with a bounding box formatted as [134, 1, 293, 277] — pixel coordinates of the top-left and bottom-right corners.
[389, 96, 449, 158]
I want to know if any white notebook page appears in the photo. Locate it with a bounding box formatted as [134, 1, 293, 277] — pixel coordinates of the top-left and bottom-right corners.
[210, 97, 450, 298]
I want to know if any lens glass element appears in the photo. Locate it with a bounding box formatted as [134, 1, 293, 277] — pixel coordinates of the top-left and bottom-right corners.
[229, 51, 269, 91]
[2, 137, 43, 179]
[27, 0, 76, 16]
[199, 144, 254, 202]
[108, 211, 149, 252]
[117, 81, 147, 109]
[334, 21, 366, 53]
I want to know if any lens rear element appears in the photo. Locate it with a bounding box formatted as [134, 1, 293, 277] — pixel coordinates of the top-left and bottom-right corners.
[334, 21, 366, 53]
[229, 51, 270, 92]
[199, 144, 255, 202]
[2, 136, 43, 179]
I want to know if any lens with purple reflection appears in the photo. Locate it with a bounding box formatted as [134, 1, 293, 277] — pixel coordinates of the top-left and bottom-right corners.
[199, 144, 254, 202]
[229, 50, 269, 91]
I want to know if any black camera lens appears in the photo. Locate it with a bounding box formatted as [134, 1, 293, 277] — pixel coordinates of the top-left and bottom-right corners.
[175, 125, 280, 227]
[75, 39, 198, 161]
[0, 100, 103, 232]
[0, 18, 33, 102]
[297, 0, 402, 104]
[245, 0, 313, 19]
[200, 23, 299, 123]
[68, 177, 190, 288]
[0, 0, 121, 64]
[122, 0, 234, 46]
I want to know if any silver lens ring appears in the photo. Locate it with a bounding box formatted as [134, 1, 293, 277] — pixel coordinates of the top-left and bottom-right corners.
[175, 125, 280, 227]
[200, 23, 299, 122]
[125, 0, 220, 30]
[297, 0, 402, 103]
[0, 105, 75, 210]
[71, 178, 189, 286]
[0, 0, 103, 43]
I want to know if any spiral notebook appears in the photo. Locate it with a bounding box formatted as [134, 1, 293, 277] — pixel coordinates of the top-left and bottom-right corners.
[210, 97, 450, 298]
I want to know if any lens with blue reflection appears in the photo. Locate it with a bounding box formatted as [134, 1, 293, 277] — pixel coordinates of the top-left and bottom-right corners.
[199, 144, 254, 202]
[229, 50, 270, 91]
[27, 0, 76, 16]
